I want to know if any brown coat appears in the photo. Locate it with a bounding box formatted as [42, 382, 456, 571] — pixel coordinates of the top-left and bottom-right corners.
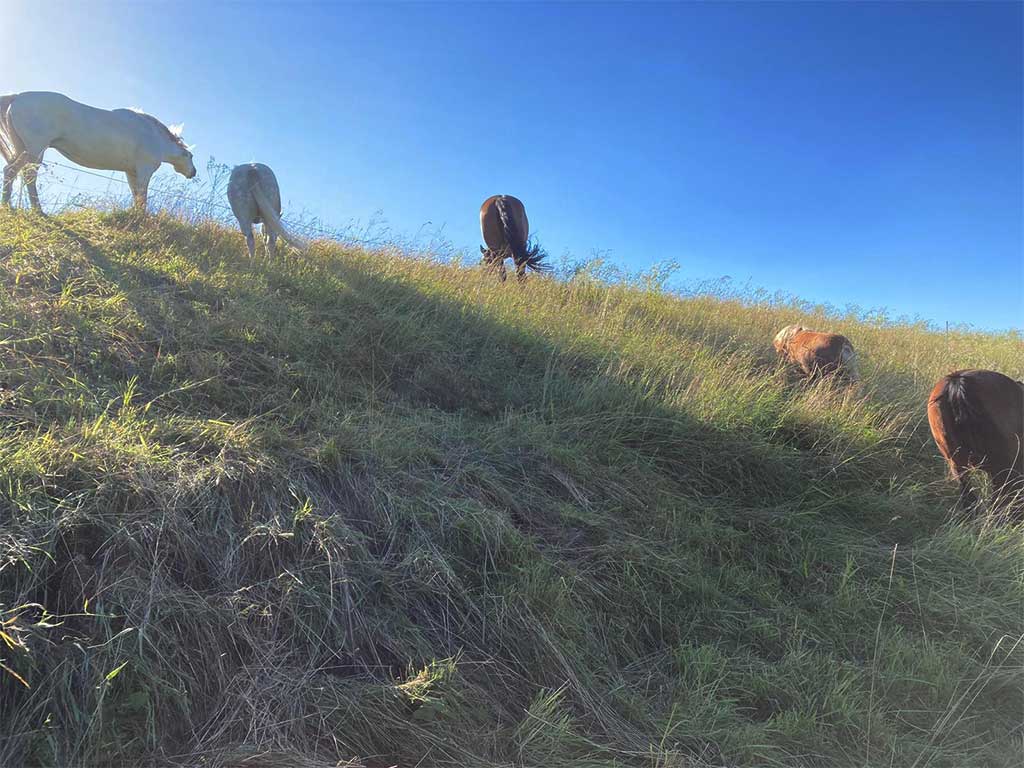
[927, 369, 1024, 508]
[773, 325, 858, 380]
[479, 195, 547, 281]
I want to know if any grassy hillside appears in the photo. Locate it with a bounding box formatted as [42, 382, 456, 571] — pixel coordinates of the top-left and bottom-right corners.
[0, 209, 1021, 768]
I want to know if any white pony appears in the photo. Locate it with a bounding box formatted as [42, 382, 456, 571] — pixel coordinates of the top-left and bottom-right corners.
[0, 91, 196, 212]
[227, 163, 306, 257]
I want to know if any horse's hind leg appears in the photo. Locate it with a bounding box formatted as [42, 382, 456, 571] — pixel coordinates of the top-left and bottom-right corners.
[23, 161, 43, 212]
[948, 459, 979, 511]
[515, 260, 528, 283]
[2, 153, 31, 208]
[265, 224, 277, 259]
[1, 159, 20, 207]
[232, 207, 256, 257]
[243, 226, 256, 258]
[990, 466, 1024, 514]
[12, 143, 47, 212]
[485, 254, 507, 282]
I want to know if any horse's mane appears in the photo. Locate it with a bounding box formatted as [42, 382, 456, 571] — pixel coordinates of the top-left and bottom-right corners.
[128, 108, 188, 149]
[774, 325, 803, 348]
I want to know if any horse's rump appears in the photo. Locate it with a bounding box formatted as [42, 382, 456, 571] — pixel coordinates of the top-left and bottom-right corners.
[481, 195, 548, 274]
[929, 376, 973, 469]
[929, 370, 1023, 478]
[228, 163, 305, 253]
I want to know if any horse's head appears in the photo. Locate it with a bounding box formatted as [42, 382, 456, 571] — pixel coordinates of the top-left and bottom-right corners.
[773, 325, 802, 355]
[171, 147, 197, 179]
[165, 123, 196, 178]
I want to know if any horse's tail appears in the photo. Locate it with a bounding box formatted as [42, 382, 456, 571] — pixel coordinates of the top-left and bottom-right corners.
[945, 373, 983, 430]
[0, 94, 19, 163]
[249, 173, 307, 252]
[931, 372, 988, 467]
[495, 196, 549, 274]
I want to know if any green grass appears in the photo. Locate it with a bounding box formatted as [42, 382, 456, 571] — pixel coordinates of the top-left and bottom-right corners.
[0, 209, 1021, 767]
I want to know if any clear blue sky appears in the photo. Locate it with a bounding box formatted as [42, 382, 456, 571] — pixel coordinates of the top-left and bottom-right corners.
[5, 1, 1022, 330]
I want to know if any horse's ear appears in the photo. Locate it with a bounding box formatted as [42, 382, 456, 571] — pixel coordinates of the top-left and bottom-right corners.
[168, 122, 185, 137]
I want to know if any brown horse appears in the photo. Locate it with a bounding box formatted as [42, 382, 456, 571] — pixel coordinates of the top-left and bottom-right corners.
[773, 325, 859, 380]
[479, 194, 549, 282]
[927, 369, 1024, 510]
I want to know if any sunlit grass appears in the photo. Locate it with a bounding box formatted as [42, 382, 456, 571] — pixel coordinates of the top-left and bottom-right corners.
[0, 208, 1021, 767]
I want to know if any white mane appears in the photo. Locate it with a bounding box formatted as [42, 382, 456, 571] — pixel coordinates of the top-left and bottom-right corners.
[127, 107, 188, 149]
[774, 324, 803, 348]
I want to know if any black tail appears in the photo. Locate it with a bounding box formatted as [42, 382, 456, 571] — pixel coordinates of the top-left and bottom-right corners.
[521, 239, 551, 273]
[494, 196, 526, 263]
[945, 373, 981, 428]
[495, 196, 549, 274]
[940, 372, 993, 466]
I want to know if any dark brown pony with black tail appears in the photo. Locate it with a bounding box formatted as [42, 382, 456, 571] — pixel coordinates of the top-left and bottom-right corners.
[479, 194, 549, 282]
[927, 369, 1023, 511]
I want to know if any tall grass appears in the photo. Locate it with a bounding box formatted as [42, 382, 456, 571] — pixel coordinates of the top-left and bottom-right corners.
[0, 209, 1021, 767]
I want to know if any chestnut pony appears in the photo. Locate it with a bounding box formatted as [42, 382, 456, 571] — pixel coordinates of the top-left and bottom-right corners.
[479, 195, 549, 282]
[773, 325, 858, 381]
[927, 369, 1023, 510]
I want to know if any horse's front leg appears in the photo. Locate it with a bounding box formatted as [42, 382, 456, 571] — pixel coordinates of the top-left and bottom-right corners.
[127, 165, 156, 212]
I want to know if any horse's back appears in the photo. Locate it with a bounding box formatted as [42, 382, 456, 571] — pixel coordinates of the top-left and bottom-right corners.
[7, 92, 71, 127]
[8, 91, 98, 121]
[789, 330, 853, 374]
[5, 91, 134, 157]
[9, 91, 78, 108]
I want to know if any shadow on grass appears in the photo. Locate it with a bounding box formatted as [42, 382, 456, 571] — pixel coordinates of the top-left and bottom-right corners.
[3, 210, 1004, 768]
[30, 211, 949, 536]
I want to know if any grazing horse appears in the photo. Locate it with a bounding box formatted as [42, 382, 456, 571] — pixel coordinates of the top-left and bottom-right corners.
[0, 91, 196, 213]
[927, 369, 1023, 510]
[227, 163, 306, 258]
[773, 325, 859, 381]
[479, 194, 549, 282]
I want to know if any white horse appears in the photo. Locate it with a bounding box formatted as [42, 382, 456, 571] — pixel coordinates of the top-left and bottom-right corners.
[227, 163, 306, 257]
[0, 91, 196, 212]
